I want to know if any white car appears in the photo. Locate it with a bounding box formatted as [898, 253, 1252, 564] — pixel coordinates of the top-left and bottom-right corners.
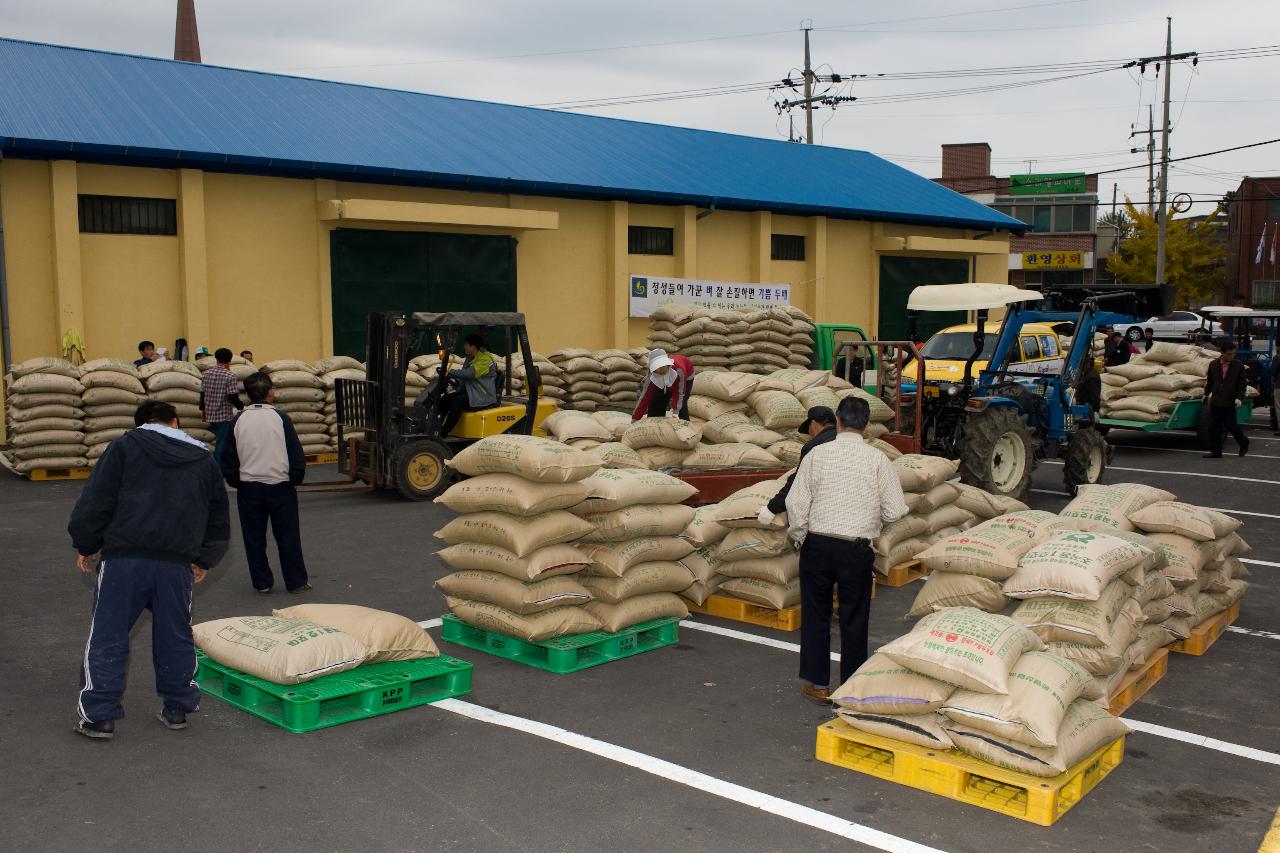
[1122, 311, 1222, 342]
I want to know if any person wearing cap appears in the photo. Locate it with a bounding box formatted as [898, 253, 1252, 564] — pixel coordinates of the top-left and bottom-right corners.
[632, 349, 695, 421]
[757, 406, 837, 523]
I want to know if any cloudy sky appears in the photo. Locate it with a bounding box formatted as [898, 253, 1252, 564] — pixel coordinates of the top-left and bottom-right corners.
[3, 0, 1276, 214]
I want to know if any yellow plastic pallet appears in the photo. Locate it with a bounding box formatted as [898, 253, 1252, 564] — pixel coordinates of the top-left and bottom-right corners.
[815, 719, 1125, 826]
[304, 451, 338, 466]
[877, 559, 929, 588]
[27, 466, 92, 481]
[1107, 648, 1168, 717]
[1169, 601, 1239, 656]
[686, 594, 801, 632]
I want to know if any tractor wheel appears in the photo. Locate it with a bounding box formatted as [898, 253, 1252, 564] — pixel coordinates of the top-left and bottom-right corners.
[391, 440, 453, 501]
[958, 406, 1035, 500]
[1062, 427, 1108, 497]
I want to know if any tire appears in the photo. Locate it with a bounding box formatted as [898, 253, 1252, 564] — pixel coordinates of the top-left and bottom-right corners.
[391, 439, 453, 501]
[958, 406, 1035, 500]
[1062, 427, 1108, 497]
[1124, 326, 1144, 342]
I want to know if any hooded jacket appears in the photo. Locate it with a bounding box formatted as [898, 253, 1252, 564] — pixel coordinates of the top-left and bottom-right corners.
[68, 428, 230, 569]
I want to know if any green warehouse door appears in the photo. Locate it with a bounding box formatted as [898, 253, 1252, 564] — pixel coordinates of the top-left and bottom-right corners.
[330, 229, 516, 359]
[877, 256, 971, 342]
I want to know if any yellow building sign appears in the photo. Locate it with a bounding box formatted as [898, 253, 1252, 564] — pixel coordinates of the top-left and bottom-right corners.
[1022, 250, 1083, 271]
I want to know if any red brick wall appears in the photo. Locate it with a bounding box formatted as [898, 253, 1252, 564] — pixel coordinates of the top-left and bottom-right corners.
[1010, 234, 1095, 254]
[941, 143, 992, 180]
[1224, 176, 1280, 305]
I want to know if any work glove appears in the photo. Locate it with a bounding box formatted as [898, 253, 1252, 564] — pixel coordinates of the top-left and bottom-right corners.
[756, 507, 776, 526]
[1235, 399, 1243, 408]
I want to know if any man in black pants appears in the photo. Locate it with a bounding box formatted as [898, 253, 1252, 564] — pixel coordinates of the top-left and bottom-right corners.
[221, 372, 311, 593]
[785, 397, 909, 703]
[68, 401, 230, 738]
[756, 406, 837, 526]
[1203, 341, 1250, 458]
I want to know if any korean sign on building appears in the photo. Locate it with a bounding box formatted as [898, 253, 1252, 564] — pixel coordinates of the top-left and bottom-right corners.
[1022, 251, 1084, 271]
[1008, 172, 1087, 196]
[629, 275, 791, 318]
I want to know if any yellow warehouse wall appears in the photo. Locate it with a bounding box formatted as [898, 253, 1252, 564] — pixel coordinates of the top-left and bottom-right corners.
[1, 159, 58, 358]
[80, 234, 183, 358]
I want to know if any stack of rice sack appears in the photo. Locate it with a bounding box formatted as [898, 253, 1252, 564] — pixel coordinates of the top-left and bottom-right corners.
[3, 357, 86, 473]
[194, 352, 257, 382]
[873, 455, 975, 577]
[140, 361, 213, 448]
[596, 348, 644, 408]
[620, 415, 704, 471]
[571, 468, 696, 631]
[549, 349, 608, 412]
[540, 409, 647, 469]
[646, 307, 733, 371]
[259, 360, 328, 456]
[833, 608, 1128, 777]
[1099, 342, 1218, 422]
[509, 352, 566, 404]
[676, 505, 734, 605]
[646, 305, 816, 375]
[709, 477, 802, 610]
[80, 359, 145, 467]
[310, 356, 364, 453]
[434, 435, 603, 641]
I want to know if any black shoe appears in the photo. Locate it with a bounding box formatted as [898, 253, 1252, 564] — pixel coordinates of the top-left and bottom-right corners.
[1202, 453, 1223, 459]
[75, 719, 114, 739]
[1239, 443, 1249, 458]
[157, 706, 187, 730]
[254, 587, 273, 594]
[287, 583, 313, 594]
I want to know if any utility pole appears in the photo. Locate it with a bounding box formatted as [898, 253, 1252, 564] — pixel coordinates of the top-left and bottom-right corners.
[1129, 104, 1156, 212]
[1111, 183, 1118, 216]
[802, 25, 814, 144]
[771, 25, 857, 144]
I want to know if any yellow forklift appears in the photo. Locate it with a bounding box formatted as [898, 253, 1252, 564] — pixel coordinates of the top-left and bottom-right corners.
[334, 311, 554, 500]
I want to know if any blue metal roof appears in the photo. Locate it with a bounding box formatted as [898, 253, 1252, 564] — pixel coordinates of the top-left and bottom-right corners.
[0, 38, 1022, 231]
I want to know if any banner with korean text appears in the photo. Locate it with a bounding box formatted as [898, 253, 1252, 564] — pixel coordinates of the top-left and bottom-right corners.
[629, 275, 791, 318]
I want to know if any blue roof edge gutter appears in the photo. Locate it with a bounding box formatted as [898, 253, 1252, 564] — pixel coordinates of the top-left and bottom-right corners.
[2, 139, 1023, 234]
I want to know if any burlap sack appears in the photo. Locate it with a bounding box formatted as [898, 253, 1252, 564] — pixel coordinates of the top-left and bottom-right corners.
[1056, 483, 1176, 533]
[13, 443, 88, 460]
[747, 390, 807, 430]
[941, 652, 1100, 748]
[868, 438, 902, 460]
[591, 411, 634, 440]
[679, 577, 727, 606]
[687, 395, 749, 421]
[10, 356, 79, 379]
[578, 561, 695, 603]
[795, 387, 840, 413]
[1043, 599, 1143, 675]
[1127, 624, 1173, 670]
[682, 505, 731, 546]
[579, 537, 695, 577]
[573, 468, 697, 513]
[10, 403, 82, 421]
[448, 434, 601, 483]
[80, 371, 146, 394]
[193, 616, 368, 683]
[923, 505, 975, 535]
[591, 442, 648, 470]
[144, 371, 202, 393]
[1003, 532, 1151, 601]
[951, 483, 1028, 519]
[716, 527, 791, 561]
[1010, 577, 1134, 648]
[13, 416, 83, 434]
[1148, 532, 1219, 585]
[878, 608, 1045, 693]
[1216, 532, 1251, 557]
[893, 455, 959, 492]
[436, 542, 589, 580]
[915, 511, 1062, 579]
[838, 711, 955, 750]
[754, 368, 829, 394]
[635, 446, 689, 469]
[433, 472, 587, 518]
[716, 553, 800, 584]
[911, 482, 960, 514]
[682, 443, 780, 469]
[11, 373, 84, 395]
[621, 418, 702, 451]
[676, 545, 723, 584]
[1105, 361, 1164, 381]
[872, 514, 930, 557]
[584, 592, 689, 632]
[1128, 501, 1241, 542]
[8, 391, 82, 409]
[713, 480, 788, 529]
[272, 603, 438, 662]
[312, 355, 362, 374]
[436, 571, 593, 614]
[434, 511, 594, 557]
[578, 504, 696, 542]
[446, 597, 601, 641]
[543, 410, 614, 442]
[1201, 557, 1249, 593]
[832, 652, 957, 714]
[694, 371, 760, 402]
[719, 576, 800, 609]
[769, 440, 804, 466]
[10, 429, 84, 449]
[908, 572, 1007, 617]
[836, 388, 895, 424]
[944, 699, 1128, 778]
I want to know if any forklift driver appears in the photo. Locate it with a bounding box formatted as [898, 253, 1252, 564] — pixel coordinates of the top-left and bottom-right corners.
[440, 334, 498, 434]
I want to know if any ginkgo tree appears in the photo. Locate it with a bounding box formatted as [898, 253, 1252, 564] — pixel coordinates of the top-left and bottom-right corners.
[1106, 200, 1225, 307]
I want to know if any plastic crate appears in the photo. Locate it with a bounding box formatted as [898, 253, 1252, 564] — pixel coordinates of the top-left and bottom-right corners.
[440, 614, 678, 673]
[194, 651, 472, 733]
[815, 718, 1125, 826]
[685, 594, 801, 632]
[1169, 602, 1239, 656]
[1107, 648, 1168, 717]
[877, 559, 928, 588]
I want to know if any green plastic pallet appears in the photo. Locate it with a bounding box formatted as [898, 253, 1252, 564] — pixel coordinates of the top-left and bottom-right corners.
[194, 650, 472, 733]
[440, 614, 679, 674]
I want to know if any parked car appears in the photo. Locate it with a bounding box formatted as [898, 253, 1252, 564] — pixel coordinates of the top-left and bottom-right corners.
[1123, 311, 1222, 342]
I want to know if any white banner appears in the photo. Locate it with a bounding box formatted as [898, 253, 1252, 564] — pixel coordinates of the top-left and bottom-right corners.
[629, 275, 791, 318]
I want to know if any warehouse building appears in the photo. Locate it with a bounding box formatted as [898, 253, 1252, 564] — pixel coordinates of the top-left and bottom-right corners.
[0, 38, 1019, 372]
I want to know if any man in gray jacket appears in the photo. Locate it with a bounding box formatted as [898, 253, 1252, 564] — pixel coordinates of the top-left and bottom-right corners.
[441, 333, 498, 435]
[220, 372, 310, 593]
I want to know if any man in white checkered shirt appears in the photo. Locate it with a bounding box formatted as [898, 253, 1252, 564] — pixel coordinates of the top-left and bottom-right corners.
[785, 396, 908, 704]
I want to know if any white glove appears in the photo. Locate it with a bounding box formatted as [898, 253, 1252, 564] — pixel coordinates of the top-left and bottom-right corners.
[1235, 399, 1242, 408]
[756, 507, 776, 525]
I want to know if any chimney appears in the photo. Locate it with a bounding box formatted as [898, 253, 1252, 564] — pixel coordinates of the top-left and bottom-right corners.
[174, 0, 202, 63]
[941, 143, 992, 180]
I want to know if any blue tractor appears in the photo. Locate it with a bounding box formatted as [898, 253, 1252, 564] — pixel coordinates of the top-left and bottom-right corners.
[903, 283, 1132, 499]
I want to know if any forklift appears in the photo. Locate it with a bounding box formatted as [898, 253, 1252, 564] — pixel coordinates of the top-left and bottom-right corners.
[334, 311, 552, 501]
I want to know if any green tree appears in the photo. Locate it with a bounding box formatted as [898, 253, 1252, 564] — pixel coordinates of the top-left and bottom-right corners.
[1107, 200, 1225, 307]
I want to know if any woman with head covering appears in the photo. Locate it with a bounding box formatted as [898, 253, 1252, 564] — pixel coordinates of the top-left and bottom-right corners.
[631, 349, 695, 421]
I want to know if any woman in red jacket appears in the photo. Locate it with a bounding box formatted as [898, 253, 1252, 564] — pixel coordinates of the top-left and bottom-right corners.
[632, 349, 695, 421]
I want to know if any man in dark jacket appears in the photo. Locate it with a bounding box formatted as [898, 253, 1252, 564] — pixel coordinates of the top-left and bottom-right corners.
[757, 406, 838, 524]
[68, 401, 229, 739]
[221, 372, 310, 594]
[1204, 342, 1250, 458]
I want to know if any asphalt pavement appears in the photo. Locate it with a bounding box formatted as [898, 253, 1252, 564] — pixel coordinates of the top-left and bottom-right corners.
[1, 413, 1276, 853]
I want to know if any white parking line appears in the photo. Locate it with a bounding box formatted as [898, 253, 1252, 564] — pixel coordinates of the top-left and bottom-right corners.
[1241, 558, 1280, 568]
[433, 698, 947, 853]
[1031, 488, 1280, 521]
[417, 618, 443, 629]
[1041, 460, 1280, 485]
[1109, 444, 1280, 460]
[1227, 625, 1280, 641]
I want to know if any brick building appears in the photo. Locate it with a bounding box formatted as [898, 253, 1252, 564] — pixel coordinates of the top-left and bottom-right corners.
[935, 143, 1098, 287]
[1223, 176, 1280, 307]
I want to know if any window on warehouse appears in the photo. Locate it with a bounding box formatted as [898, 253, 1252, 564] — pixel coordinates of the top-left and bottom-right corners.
[78, 195, 177, 235]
